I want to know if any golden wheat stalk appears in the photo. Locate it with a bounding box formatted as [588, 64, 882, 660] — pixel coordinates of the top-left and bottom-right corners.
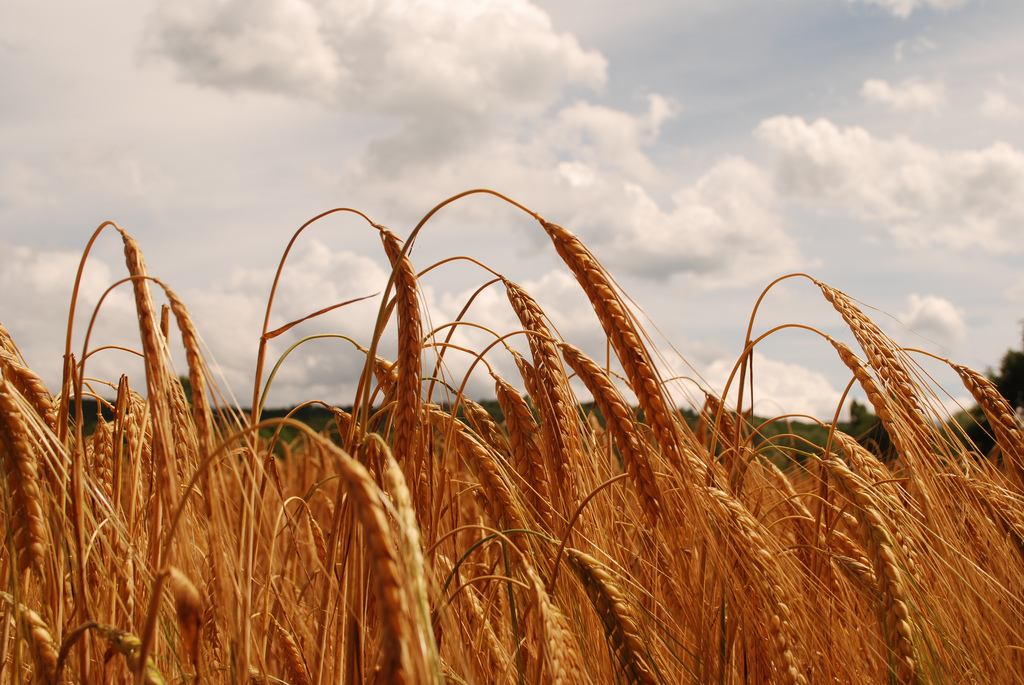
[0, 321, 58, 433]
[493, 371, 557, 530]
[0, 376, 50, 578]
[953, 363, 1024, 480]
[822, 457, 919, 684]
[564, 548, 658, 685]
[558, 341, 662, 523]
[380, 228, 425, 495]
[504, 279, 584, 510]
[538, 220, 704, 483]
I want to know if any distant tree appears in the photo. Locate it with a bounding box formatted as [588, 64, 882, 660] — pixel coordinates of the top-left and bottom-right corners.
[846, 399, 878, 437]
[995, 344, 1024, 414]
[959, 326, 1024, 458]
[843, 399, 895, 462]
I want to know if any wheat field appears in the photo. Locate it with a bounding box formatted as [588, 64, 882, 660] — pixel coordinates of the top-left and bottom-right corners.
[2, 190, 1023, 684]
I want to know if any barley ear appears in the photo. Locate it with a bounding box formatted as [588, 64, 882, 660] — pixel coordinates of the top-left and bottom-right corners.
[379, 227, 424, 494]
[269, 614, 311, 685]
[565, 549, 658, 685]
[0, 375, 50, 577]
[558, 341, 662, 523]
[1, 594, 59, 685]
[953, 363, 1024, 481]
[168, 566, 204, 676]
[822, 457, 919, 684]
[0, 322, 58, 432]
[522, 561, 587, 685]
[538, 220, 700, 482]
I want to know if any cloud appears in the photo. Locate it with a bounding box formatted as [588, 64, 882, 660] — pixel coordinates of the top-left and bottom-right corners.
[848, 0, 970, 19]
[335, 95, 800, 287]
[704, 352, 846, 420]
[147, 0, 609, 177]
[148, 0, 341, 99]
[0, 237, 397, 408]
[980, 90, 1021, 119]
[893, 37, 937, 62]
[145, 2, 802, 287]
[755, 115, 1024, 250]
[551, 95, 675, 182]
[0, 148, 175, 208]
[184, 237, 392, 406]
[860, 77, 945, 113]
[898, 293, 966, 343]
[593, 157, 800, 285]
[145, 1, 804, 291]
[0, 244, 141, 393]
[147, 0, 607, 115]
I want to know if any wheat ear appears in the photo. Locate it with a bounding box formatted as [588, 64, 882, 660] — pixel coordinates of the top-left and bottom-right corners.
[99, 625, 169, 685]
[493, 371, 556, 530]
[0, 322, 58, 432]
[461, 397, 511, 456]
[953, 363, 1024, 480]
[521, 561, 587, 685]
[164, 287, 215, 452]
[119, 229, 180, 519]
[564, 549, 657, 685]
[0, 376, 50, 577]
[822, 457, 919, 684]
[427, 407, 526, 536]
[384, 453, 442, 684]
[380, 228, 425, 492]
[504, 279, 584, 507]
[539, 221, 703, 482]
[819, 286, 934, 456]
[335, 446, 414, 684]
[558, 341, 662, 523]
[705, 486, 808, 685]
[268, 614, 311, 685]
[167, 566, 204, 676]
[0, 593, 58, 685]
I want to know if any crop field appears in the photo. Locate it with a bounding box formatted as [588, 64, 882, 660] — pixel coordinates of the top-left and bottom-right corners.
[2, 190, 1023, 684]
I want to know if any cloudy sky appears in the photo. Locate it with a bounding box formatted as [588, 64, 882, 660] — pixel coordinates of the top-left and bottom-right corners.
[2, 0, 1023, 419]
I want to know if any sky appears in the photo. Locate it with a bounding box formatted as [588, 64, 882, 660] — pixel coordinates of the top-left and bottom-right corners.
[2, 0, 1023, 420]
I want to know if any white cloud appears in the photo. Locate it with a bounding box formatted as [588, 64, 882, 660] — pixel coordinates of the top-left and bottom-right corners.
[144, 3, 799, 287]
[0, 245, 141, 393]
[980, 90, 1021, 119]
[898, 293, 966, 343]
[552, 95, 675, 182]
[704, 352, 846, 420]
[147, 0, 609, 174]
[860, 77, 945, 113]
[334, 94, 800, 286]
[146, 0, 612, 183]
[185, 237, 391, 406]
[893, 37, 937, 62]
[755, 116, 1024, 250]
[147, 0, 607, 114]
[595, 157, 800, 285]
[0, 148, 175, 208]
[0, 238, 396, 408]
[148, 0, 341, 99]
[848, 0, 970, 19]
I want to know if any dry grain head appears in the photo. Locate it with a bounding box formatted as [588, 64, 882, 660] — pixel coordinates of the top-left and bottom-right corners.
[168, 566, 204, 674]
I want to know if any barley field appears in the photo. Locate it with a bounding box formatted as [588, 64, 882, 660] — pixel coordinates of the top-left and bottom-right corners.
[2, 190, 1023, 684]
